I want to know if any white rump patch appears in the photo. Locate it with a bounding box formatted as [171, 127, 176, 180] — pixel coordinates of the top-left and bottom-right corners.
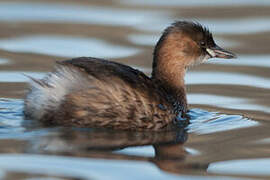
[24, 65, 90, 120]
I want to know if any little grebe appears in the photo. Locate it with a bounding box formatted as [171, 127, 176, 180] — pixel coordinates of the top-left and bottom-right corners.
[24, 21, 236, 131]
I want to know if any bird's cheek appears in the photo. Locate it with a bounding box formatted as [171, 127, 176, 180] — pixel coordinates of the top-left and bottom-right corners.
[202, 53, 211, 62]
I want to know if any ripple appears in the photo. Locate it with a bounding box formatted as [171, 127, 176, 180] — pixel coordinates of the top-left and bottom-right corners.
[0, 72, 45, 82]
[188, 94, 247, 106]
[187, 108, 258, 134]
[121, 0, 270, 7]
[116, 146, 155, 157]
[0, 169, 4, 180]
[188, 94, 270, 113]
[208, 158, 270, 176]
[209, 55, 270, 68]
[0, 58, 9, 65]
[185, 148, 201, 156]
[0, 99, 55, 140]
[127, 34, 159, 46]
[2, 2, 266, 36]
[0, 99, 24, 137]
[187, 72, 270, 89]
[0, 99, 23, 125]
[116, 145, 200, 158]
[255, 138, 270, 144]
[128, 34, 240, 48]
[0, 154, 247, 180]
[0, 2, 170, 26]
[135, 17, 270, 35]
[0, 35, 140, 58]
[196, 18, 270, 34]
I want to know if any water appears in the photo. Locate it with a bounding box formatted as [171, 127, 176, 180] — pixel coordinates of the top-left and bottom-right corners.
[0, 0, 269, 179]
[0, 35, 141, 59]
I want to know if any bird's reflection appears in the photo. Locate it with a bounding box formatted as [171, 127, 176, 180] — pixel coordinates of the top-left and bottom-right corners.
[27, 126, 208, 175]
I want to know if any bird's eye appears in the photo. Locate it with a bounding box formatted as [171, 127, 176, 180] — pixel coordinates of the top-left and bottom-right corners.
[200, 41, 206, 47]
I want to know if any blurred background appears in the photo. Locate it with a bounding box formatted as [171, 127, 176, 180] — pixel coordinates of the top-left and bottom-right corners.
[0, 0, 270, 179]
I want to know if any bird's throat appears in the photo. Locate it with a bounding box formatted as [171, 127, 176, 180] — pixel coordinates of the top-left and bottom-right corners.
[152, 66, 187, 114]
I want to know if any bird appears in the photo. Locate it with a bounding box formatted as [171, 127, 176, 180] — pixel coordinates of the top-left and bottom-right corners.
[24, 21, 236, 131]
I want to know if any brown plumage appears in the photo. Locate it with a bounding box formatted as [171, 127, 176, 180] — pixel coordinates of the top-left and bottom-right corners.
[24, 21, 236, 131]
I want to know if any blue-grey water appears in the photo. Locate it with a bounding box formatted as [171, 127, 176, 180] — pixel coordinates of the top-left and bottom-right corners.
[0, 0, 270, 179]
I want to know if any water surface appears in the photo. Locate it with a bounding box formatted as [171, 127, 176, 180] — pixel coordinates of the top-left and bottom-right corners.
[0, 0, 270, 179]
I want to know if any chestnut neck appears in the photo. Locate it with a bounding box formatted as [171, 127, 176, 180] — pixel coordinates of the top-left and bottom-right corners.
[151, 31, 190, 113]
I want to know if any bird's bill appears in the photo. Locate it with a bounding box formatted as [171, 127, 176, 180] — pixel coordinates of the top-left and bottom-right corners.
[206, 45, 237, 59]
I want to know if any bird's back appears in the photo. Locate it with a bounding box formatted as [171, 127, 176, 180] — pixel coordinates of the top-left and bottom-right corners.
[24, 57, 175, 131]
